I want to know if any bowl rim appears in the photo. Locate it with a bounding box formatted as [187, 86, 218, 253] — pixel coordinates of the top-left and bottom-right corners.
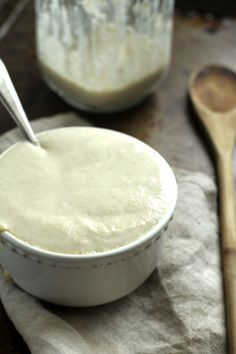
[0, 126, 177, 262]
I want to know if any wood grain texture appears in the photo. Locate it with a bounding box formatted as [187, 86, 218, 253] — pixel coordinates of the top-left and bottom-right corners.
[190, 68, 236, 353]
[218, 151, 236, 354]
[0, 1, 236, 353]
[176, 0, 236, 16]
[0, 0, 29, 41]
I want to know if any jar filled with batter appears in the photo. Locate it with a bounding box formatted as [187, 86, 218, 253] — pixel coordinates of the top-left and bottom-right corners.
[35, 0, 174, 112]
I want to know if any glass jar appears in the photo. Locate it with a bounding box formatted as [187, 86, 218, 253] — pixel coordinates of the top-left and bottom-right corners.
[35, 0, 174, 113]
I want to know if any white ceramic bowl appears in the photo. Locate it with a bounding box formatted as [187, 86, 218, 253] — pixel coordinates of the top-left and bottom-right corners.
[0, 129, 177, 307]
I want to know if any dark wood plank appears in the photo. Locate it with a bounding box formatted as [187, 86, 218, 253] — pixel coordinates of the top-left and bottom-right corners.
[0, 0, 18, 24]
[0, 0, 29, 41]
[176, 0, 236, 16]
[0, 302, 28, 354]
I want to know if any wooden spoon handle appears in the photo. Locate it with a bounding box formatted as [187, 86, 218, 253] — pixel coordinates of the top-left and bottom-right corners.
[217, 152, 236, 354]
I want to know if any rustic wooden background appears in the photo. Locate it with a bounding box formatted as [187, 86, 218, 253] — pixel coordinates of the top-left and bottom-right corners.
[0, 1, 236, 353]
[177, 0, 236, 16]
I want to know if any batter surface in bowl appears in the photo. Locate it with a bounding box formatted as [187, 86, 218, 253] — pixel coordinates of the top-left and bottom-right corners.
[0, 128, 175, 254]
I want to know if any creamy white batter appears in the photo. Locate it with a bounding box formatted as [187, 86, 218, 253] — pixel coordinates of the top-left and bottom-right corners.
[36, 2, 171, 111]
[0, 128, 174, 254]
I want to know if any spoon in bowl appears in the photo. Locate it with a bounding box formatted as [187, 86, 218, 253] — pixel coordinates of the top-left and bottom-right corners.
[0, 59, 39, 146]
[189, 65, 236, 354]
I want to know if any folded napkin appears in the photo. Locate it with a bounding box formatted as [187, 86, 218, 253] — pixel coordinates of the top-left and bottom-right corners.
[0, 113, 226, 354]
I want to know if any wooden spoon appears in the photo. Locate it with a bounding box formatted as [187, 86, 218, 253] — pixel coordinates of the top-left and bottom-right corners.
[189, 65, 236, 353]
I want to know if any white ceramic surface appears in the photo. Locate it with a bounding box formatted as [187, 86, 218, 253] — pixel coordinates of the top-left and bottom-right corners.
[0, 128, 177, 306]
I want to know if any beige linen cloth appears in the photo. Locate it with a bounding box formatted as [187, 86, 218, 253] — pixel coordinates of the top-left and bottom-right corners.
[0, 113, 226, 353]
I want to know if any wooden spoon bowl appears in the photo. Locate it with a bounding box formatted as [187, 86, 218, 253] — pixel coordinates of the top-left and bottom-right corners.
[192, 65, 236, 113]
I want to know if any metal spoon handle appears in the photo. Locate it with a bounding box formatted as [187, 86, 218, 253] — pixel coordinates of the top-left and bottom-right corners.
[0, 59, 39, 145]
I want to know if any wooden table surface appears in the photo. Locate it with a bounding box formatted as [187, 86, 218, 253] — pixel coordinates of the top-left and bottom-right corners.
[0, 1, 236, 353]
